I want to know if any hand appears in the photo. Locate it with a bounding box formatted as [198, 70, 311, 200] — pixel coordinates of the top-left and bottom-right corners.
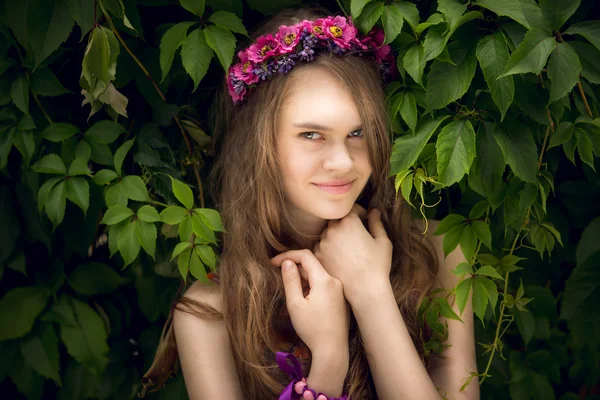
[313, 204, 393, 305]
[271, 249, 351, 355]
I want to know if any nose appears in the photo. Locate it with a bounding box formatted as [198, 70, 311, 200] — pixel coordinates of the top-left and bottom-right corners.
[322, 142, 353, 172]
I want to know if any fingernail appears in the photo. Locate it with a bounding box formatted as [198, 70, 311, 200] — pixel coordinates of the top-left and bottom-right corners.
[282, 260, 293, 270]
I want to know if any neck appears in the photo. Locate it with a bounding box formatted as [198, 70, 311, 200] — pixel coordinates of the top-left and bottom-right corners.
[282, 203, 328, 251]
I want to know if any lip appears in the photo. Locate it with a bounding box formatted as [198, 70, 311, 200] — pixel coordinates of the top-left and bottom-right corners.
[313, 179, 355, 195]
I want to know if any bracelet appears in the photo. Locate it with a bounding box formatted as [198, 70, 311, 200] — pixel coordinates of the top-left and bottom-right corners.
[276, 352, 349, 400]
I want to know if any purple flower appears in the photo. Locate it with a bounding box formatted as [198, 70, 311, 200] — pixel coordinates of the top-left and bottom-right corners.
[277, 54, 297, 73]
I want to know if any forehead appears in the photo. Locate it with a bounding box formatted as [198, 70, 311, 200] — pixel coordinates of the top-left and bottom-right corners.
[278, 66, 361, 127]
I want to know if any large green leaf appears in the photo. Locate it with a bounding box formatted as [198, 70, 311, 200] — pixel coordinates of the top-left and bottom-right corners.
[32, 154, 67, 175]
[180, 0, 205, 16]
[476, 31, 514, 120]
[136, 220, 157, 259]
[11, 75, 29, 115]
[84, 120, 126, 144]
[20, 323, 61, 385]
[403, 43, 425, 85]
[43, 123, 79, 142]
[207, 10, 247, 36]
[0, 287, 49, 340]
[27, 0, 74, 67]
[68, 262, 127, 294]
[546, 42, 581, 105]
[564, 21, 600, 54]
[67, 0, 95, 40]
[472, 278, 488, 324]
[53, 295, 109, 375]
[30, 67, 71, 96]
[539, 0, 581, 31]
[351, 0, 373, 19]
[394, 1, 420, 32]
[423, 11, 482, 63]
[570, 41, 600, 84]
[159, 21, 196, 82]
[120, 175, 150, 202]
[171, 176, 194, 209]
[355, 1, 384, 34]
[492, 119, 538, 183]
[390, 115, 450, 175]
[382, 4, 404, 44]
[114, 138, 135, 176]
[437, 0, 467, 30]
[66, 177, 90, 214]
[46, 180, 67, 229]
[399, 91, 417, 132]
[473, 0, 530, 29]
[426, 40, 477, 111]
[499, 28, 556, 77]
[436, 119, 476, 186]
[118, 220, 141, 266]
[181, 28, 213, 92]
[101, 204, 134, 225]
[195, 208, 225, 231]
[204, 25, 236, 71]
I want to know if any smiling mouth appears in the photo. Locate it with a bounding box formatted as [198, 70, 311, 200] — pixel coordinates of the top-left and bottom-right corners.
[313, 179, 355, 194]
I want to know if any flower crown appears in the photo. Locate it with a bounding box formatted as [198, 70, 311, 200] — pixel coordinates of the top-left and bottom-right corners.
[227, 15, 396, 104]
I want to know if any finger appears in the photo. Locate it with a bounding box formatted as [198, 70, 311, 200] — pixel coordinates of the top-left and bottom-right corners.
[270, 250, 328, 286]
[368, 208, 388, 240]
[280, 259, 304, 303]
[298, 264, 309, 281]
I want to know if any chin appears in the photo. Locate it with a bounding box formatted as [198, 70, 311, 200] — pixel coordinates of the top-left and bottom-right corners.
[312, 202, 356, 220]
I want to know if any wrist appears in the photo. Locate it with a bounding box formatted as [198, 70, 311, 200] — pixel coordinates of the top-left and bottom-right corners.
[347, 278, 393, 310]
[307, 350, 349, 397]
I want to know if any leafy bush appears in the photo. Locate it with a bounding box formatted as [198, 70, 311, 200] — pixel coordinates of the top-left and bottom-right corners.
[0, 0, 599, 399]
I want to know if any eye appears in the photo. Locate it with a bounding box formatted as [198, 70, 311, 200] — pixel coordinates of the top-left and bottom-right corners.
[300, 132, 322, 140]
[349, 129, 363, 138]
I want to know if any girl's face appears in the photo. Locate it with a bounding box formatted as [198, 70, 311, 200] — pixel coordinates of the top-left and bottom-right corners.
[276, 66, 372, 222]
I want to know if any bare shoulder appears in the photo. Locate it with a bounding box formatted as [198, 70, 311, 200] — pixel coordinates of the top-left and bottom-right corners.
[180, 279, 222, 312]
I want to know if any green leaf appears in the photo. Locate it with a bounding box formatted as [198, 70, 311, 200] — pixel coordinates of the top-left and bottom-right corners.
[118, 220, 140, 266]
[426, 41, 477, 111]
[171, 241, 192, 261]
[390, 115, 450, 175]
[435, 214, 466, 235]
[400, 171, 414, 207]
[548, 121, 574, 149]
[195, 208, 225, 231]
[399, 92, 417, 132]
[473, 0, 530, 29]
[499, 28, 556, 78]
[472, 278, 488, 324]
[137, 205, 161, 223]
[196, 244, 216, 270]
[387, 91, 404, 120]
[564, 21, 600, 53]
[452, 261, 473, 276]
[492, 119, 538, 183]
[180, 0, 205, 16]
[160, 206, 188, 225]
[351, 0, 373, 19]
[11, 76, 29, 115]
[68, 262, 127, 295]
[455, 277, 472, 316]
[460, 224, 477, 261]
[120, 175, 150, 202]
[66, 177, 90, 214]
[93, 169, 119, 185]
[394, 1, 420, 32]
[478, 277, 499, 315]
[105, 182, 127, 207]
[0, 287, 49, 340]
[189, 250, 208, 282]
[469, 200, 489, 219]
[67, 0, 95, 40]
[520, 0, 549, 32]
[84, 120, 126, 144]
[13, 130, 35, 166]
[159, 21, 196, 82]
[476, 265, 503, 280]
[539, 0, 581, 31]
[46, 180, 67, 230]
[403, 43, 425, 85]
[32, 154, 67, 175]
[437, 0, 467, 29]
[171, 176, 194, 209]
[204, 25, 236, 71]
[0, 126, 16, 171]
[68, 157, 91, 176]
[191, 213, 216, 243]
[415, 13, 445, 36]
[355, 2, 384, 34]
[27, 0, 74, 67]
[471, 220, 492, 249]
[100, 204, 133, 225]
[546, 42, 581, 105]
[136, 220, 157, 260]
[436, 119, 476, 186]
[54, 296, 109, 375]
[30, 67, 71, 96]
[382, 4, 404, 44]
[423, 11, 482, 63]
[443, 223, 465, 256]
[114, 138, 135, 176]
[436, 297, 461, 322]
[570, 41, 600, 84]
[20, 323, 61, 385]
[43, 123, 79, 142]
[468, 122, 506, 204]
[177, 248, 192, 280]
[181, 28, 213, 92]
[207, 11, 247, 35]
[38, 177, 63, 213]
[575, 217, 600, 266]
[476, 31, 514, 120]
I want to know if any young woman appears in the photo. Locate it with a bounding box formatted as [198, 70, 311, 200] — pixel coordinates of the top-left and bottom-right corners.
[142, 7, 479, 400]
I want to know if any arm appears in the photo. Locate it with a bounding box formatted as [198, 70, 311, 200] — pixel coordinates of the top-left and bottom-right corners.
[305, 347, 349, 397]
[350, 220, 479, 400]
[173, 281, 244, 399]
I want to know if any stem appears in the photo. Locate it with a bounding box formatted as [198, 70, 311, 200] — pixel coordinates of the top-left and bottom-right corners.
[336, 0, 349, 17]
[149, 199, 169, 208]
[32, 87, 53, 124]
[103, 9, 205, 208]
[538, 125, 550, 169]
[577, 81, 594, 117]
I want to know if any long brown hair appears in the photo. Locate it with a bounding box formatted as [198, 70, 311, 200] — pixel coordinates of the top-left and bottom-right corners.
[140, 7, 440, 399]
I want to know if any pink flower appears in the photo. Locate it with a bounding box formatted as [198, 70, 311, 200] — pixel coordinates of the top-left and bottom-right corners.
[302, 18, 328, 39]
[227, 72, 246, 103]
[361, 26, 385, 50]
[247, 34, 280, 63]
[276, 24, 302, 52]
[375, 43, 391, 63]
[322, 16, 357, 49]
[231, 50, 259, 85]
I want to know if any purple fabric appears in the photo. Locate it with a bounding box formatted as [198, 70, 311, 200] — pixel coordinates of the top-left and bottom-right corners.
[276, 351, 350, 400]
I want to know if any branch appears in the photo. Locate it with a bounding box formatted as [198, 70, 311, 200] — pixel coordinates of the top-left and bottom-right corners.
[577, 81, 594, 117]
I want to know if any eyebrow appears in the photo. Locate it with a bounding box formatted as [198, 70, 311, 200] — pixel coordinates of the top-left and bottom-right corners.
[292, 122, 363, 132]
